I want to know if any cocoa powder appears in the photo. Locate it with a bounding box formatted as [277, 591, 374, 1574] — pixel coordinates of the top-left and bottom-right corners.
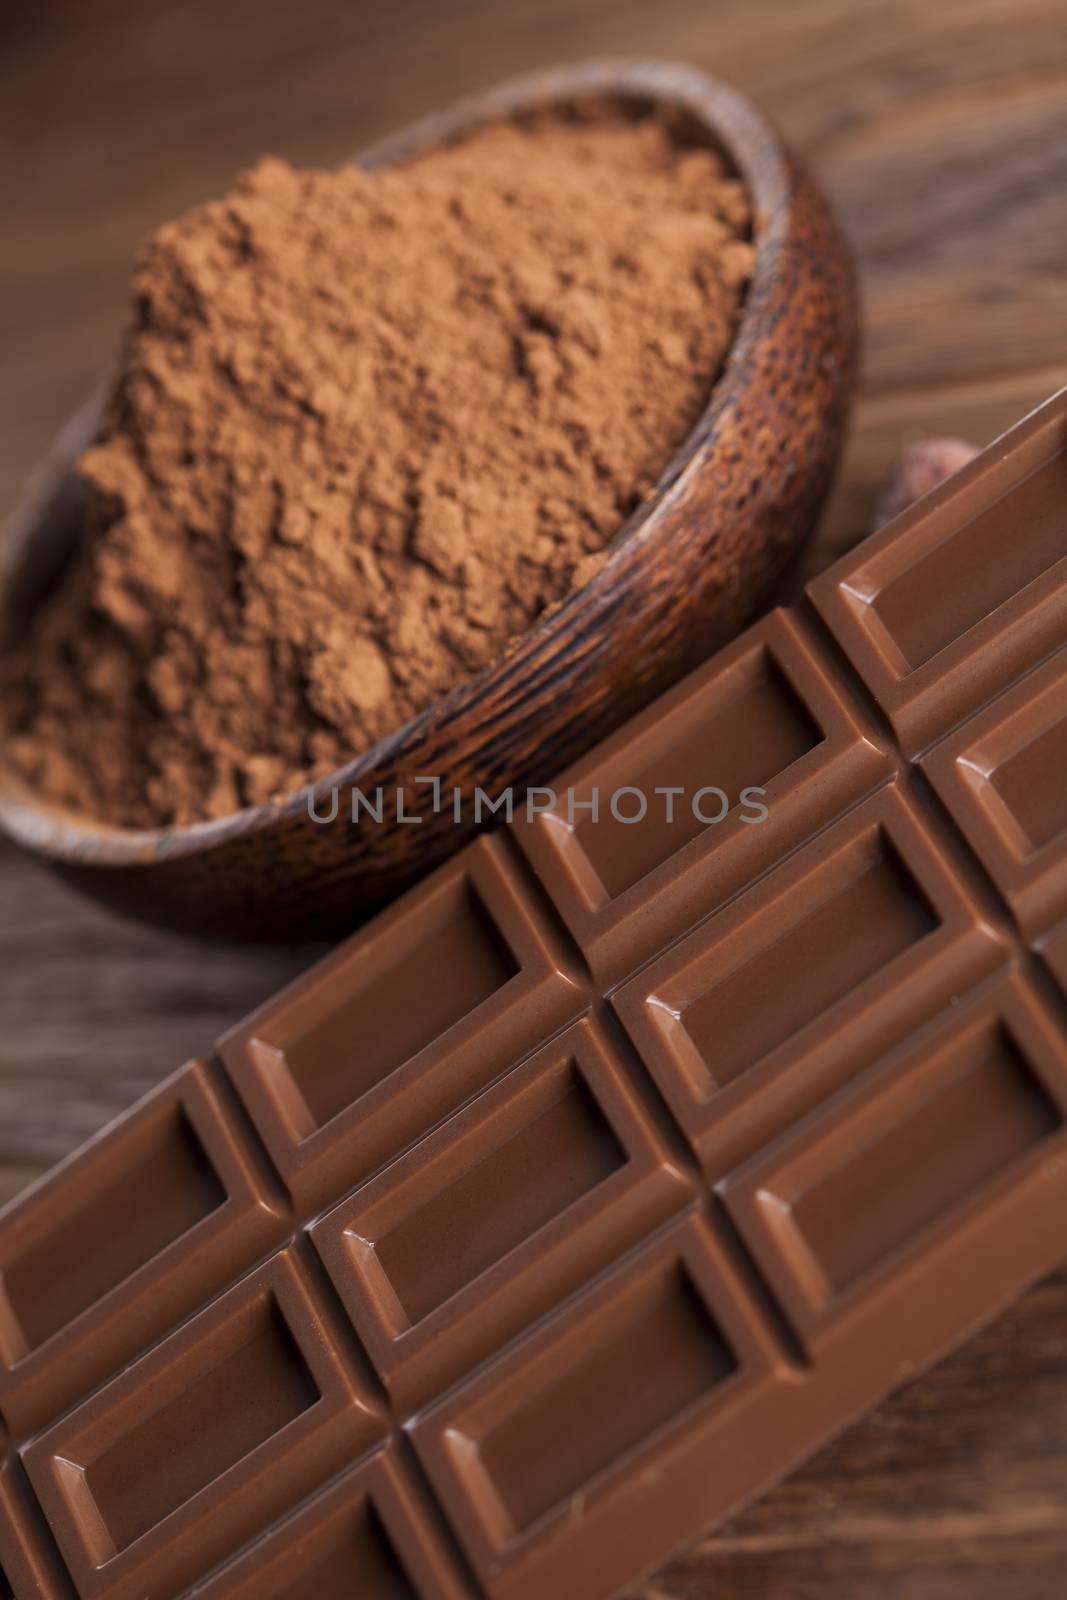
[0, 109, 753, 827]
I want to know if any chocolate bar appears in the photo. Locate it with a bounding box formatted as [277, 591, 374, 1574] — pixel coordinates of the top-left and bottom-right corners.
[2, 387, 1067, 1600]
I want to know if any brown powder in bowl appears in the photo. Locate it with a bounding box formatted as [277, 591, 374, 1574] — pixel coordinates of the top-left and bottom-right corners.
[0, 109, 754, 828]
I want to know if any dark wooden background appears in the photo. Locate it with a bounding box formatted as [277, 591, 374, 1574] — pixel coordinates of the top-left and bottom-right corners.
[2, 2, 1067, 1594]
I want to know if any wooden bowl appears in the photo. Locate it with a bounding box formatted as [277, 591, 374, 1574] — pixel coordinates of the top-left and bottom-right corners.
[0, 59, 857, 940]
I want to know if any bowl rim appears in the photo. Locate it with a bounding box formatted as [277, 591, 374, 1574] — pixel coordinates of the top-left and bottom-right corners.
[0, 56, 793, 867]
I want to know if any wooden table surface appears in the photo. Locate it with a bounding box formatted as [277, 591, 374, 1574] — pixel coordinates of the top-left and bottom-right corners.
[2, 2, 1067, 1594]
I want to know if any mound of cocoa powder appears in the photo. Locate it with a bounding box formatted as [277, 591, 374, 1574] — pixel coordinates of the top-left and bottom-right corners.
[0, 108, 754, 827]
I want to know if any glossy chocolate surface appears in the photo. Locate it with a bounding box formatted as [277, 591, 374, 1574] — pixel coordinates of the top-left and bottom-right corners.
[1, 388, 1067, 1599]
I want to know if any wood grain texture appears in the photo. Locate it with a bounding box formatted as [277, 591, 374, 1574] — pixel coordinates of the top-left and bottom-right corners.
[2, 1, 1067, 1595]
